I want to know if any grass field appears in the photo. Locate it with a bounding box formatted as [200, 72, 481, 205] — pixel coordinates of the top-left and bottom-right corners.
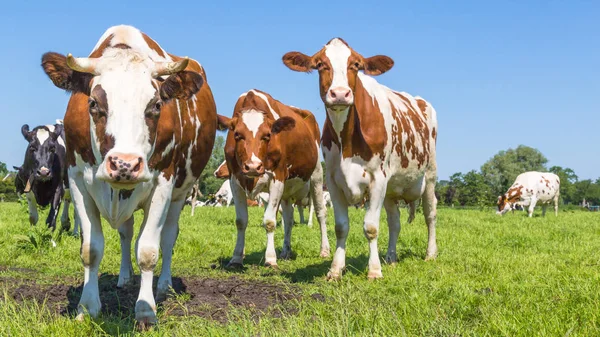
[0, 202, 599, 336]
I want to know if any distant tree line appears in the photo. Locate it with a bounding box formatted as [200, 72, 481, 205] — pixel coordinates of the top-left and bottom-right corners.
[436, 145, 600, 207]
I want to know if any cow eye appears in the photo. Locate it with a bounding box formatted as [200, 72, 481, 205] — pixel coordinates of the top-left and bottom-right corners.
[88, 99, 97, 109]
[353, 62, 360, 69]
[29, 147, 36, 152]
[234, 132, 243, 141]
[316, 62, 324, 70]
[49, 146, 56, 153]
[262, 133, 271, 141]
[155, 101, 162, 111]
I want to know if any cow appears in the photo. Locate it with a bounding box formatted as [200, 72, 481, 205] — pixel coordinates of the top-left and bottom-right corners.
[214, 180, 233, 206]
[14, 121, 80, 236]
[283, 38, 439, 280]
[40, 25, 217, 326]
[497, 171, 560, 217]
[186, 182, 201, 216]
[217, 89, 330, 268]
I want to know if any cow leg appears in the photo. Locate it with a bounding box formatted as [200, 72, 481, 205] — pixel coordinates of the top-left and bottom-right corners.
[327, 178, 349, 281]
[309, 163, 329, 257]
[307, 198, 315, 227]
[70, 175, 104, 320]
[61, 188, 72, 231]
[264, 180, 284, 267]
[422, 175, 438, 260]
[297, 204, 305, 224]
[117, 216, 135, 288]
[542, 204, 547, 217]
[384, 198, 400, 264]
[26, 191, 38, 226]
[280, 199, 294, 260]
[73, 207, 81, 237]
[554, 194, 559, 216]
[45, 186, 64, 233]
[528, 198, 537, 218]
[363, 177, 387, 280]
[407, 200, 416, 224]
[228, 178, 248, 267]
[157, 199, 184, 301]
[134, 179, 173, 326]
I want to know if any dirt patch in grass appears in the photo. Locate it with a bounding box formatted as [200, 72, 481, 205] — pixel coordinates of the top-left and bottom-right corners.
[0, 271, 301, 323]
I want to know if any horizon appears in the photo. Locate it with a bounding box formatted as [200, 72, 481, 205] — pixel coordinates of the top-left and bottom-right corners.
[1, 1, 598, 181]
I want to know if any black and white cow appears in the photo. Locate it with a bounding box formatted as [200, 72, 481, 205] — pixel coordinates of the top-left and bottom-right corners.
[14, 121, 79, 234]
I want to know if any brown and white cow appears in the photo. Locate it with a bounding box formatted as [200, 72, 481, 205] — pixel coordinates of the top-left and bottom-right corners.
[41, 25, 217, 326]
[283, 38, 438, 280]
[497, 171, 560, 217]
[217, 89, 330, 267]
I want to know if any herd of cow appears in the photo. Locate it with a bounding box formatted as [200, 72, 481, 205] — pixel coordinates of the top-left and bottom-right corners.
[10, 25, 561, 326]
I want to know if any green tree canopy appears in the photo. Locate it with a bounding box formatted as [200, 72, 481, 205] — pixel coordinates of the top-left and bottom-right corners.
[481, 145, 548, 197]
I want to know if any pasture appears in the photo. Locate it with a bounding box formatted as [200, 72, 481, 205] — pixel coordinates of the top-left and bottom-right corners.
[0, 203, 599, 336]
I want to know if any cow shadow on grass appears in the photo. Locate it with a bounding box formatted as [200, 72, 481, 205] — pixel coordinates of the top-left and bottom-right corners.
[221, 247, 425, 283]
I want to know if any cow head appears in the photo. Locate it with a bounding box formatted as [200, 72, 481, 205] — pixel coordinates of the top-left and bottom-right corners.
[496, 195, 512, 215]
[41, 50, 203, 189]
[217, 112, 295, 177]
[282, 38, 394, 109]
[19, 124, 64, 184]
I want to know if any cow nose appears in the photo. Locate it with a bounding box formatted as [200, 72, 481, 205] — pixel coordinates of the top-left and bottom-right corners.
[242, 161, 264, 176]
[106, 153, 144, 183]
[327, 87, 353, 105]
[37, 167, 50, 177]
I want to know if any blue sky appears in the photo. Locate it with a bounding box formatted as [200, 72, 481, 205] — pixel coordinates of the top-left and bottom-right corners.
[1, 1, 598, 180]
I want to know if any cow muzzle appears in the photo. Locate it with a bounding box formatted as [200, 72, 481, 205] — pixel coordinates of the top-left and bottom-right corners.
[242, 160, 264, 177]
[99, 153, 149, 188]
[325, 86, 354, 107]
[35, 166, 52, 181]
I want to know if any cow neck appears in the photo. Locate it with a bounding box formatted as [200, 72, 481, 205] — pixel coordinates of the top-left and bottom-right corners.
[325, 76, 378, 161]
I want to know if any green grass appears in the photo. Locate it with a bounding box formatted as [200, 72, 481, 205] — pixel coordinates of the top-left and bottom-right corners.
[0, 202, 599, 336]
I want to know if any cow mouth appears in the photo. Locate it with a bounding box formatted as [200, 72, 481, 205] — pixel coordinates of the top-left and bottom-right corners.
[106, 180, 139, 190]
[326, 103, 352, 111]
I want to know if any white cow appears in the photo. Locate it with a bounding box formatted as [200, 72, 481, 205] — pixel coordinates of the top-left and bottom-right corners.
[497, 171, 560, 217]
[214, 180, 233, 206]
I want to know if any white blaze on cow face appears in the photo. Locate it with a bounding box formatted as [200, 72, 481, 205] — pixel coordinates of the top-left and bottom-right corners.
[324, 38, 354, 106]
[241, 110, 264, 137]
[90, 49, 158, 186]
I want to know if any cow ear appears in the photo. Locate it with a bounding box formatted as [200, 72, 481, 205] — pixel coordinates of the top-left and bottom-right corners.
[363, 55, 394, 76]
[160, 71, 204, 101]
[21, 124, 32, 141]
[52, 124, 64, 140]
[13, 166, 21, 171]
[217, 115, 235, 131]
[41, 52, 93, 94]
[271, 117, 296, 135]
[282, 52, 315, 73]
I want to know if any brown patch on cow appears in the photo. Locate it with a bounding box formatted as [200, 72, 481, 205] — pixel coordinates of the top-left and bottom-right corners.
[89, 85, 116, 157]
[64, 93, 96, 166]
[364, 224, 378, 240]
[416, 98, 428, 117]
[506, 185, 524, 202]
[0, 274, 300, 324]
[89, 34, 115, 58]
[432, 127, 437, 141]
[362, 171, 366, 178]
[214, 161, 230, 179]
[392, 93, 431, 169]
[246, 199, 259, 207]
[141, 33, 166, 58]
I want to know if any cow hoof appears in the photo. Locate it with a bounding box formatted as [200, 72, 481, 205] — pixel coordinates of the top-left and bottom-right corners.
[135, 304, 157, 330]
[226, 261, 244, 269]
[367, 270, 383, 280]
[326, 269, 343, 281]
[29, 216, 37, 226]
[264, 261, 279, 269]
[76, 297, 101, 321]
[279, 250, 293, 260]
[135, 317, 156, 331]
[385, 254, 398, 265]
[425, 249, 438, 261]
[320, 249, 330, 258]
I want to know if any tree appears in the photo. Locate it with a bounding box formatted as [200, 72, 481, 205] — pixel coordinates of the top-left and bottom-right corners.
[481, 145, 548, 197]
[549, 166, 578, 204]
[572, 179, 600, 205]
[197, 135, 226, 198]
[0, 161, 8, 179]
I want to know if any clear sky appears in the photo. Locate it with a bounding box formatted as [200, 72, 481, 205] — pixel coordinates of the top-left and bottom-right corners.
[1, 1, 598, 180]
